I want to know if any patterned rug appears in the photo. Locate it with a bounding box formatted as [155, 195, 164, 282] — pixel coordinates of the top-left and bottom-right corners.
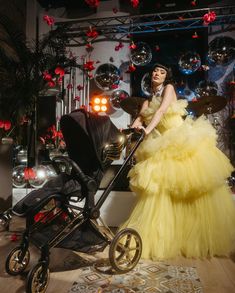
[68, 259, 203, 293]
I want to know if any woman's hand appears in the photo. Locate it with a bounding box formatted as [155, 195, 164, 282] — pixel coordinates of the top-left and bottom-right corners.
[137, 126, 149, 135]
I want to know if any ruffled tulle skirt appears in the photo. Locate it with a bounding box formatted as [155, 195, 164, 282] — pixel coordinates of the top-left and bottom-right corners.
[121, 117, 235, 260]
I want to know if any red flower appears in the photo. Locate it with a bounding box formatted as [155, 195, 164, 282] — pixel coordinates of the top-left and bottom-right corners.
[113, 7, 118, 14]
[111, 84, 119, 89]
[43, 15, 55, 26]
[74, 96, 80, 101]
[0, 120, 11, 131]
[130, 0, 139, 8]
[86, 43, 93, 50]
[55, 66, 65, 77]
[191, 0, 196, 6]
[58, 76, 63, 84]
[83, 61, 95, 71]
[48, 80, 56, 87]
[129, 42, 137, 49]
[24, 167, 36, 180]
[85, 0, 100, 8]
[77, 85, 84, 91]
[115, 45, 120, 51]
[192, 32, 199, 39]
[203, 11, 216, 25]
[67, 83, 73, 89]
[86, 28, 99, 38]
[43, 71, 52, 81]
[155, 45, 160, 51]
[126, 64, 136, 73]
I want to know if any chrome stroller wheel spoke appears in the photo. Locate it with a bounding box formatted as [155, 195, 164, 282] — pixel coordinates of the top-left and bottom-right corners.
[109, 228, 142, 273]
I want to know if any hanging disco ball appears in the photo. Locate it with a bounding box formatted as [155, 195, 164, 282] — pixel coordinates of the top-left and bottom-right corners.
[28, 165, 49, 188]
[141, 73, 151, 97]
[110, 90, 129, 110]
[94, 63, 120, 91]
[178, 51, 201, 75]
[12, 165, 27, 188]
[208, 36, 235, 66]
[130, 42, 152, 66]
[195, 80, 218, 97]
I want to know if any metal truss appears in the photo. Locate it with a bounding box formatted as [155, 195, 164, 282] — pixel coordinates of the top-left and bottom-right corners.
[54, 5, 235, 46]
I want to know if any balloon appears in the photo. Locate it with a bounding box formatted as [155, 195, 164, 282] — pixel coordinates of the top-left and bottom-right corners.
[178, 51, 201, 75]
[12, 165, 27, 188]
[208, 36, 235, 66]
[110, 90, 129, 109]
[130, 42, 152, 66]
[195, 80, 218, 97]
[28, 165, 49, 188]
[94, 63, 120, 91]
[141, 73, 151, 97]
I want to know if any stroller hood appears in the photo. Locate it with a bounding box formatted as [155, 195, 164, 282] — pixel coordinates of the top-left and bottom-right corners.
[60, 109, 121, 176]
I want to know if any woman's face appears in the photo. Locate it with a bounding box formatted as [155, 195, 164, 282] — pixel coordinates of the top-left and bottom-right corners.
[151, 67, 167, 86]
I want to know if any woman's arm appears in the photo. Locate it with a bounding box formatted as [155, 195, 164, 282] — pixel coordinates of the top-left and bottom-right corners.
[145, 84, 176, 134]
[131, 99, 149, 128]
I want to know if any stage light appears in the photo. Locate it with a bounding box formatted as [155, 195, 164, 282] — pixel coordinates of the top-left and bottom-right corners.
[91, 95, 108, 113]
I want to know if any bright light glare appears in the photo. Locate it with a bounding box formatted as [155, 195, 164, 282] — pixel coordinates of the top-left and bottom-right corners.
[101, 98, 107, 104]
[101, 105, 107, 112]
[94, 105, 101, 112]
[94, 97, 101, 104]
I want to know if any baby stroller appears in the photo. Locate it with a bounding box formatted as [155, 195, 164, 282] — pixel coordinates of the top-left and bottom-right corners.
[4, 109, 145, 293]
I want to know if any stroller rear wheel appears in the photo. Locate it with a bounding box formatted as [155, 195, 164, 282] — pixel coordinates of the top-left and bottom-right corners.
[5, 246, 30, 275]
[26, 262, 50, 293]
[109, 228, 142, 273]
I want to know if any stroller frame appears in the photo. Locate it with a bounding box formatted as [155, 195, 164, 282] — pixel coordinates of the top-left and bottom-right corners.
[4, 114, 145, 293]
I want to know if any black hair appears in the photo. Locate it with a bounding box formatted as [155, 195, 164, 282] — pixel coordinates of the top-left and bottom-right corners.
[150, 63, 173, 86]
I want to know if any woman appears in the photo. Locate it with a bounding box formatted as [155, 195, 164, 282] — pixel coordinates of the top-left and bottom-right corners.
[122, 63, 235, 260]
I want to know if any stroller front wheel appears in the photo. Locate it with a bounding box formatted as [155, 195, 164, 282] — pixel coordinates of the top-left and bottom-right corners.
[109, 228, 142, 273]
[5, 246, 30, 276]
[26, 262, 50, 293]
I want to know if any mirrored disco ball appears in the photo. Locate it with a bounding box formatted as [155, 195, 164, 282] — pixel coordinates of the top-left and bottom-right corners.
[141, 73, 151, 97]
[94, 63, 120, 91]
[130, 42, 152, 66]
[178, 51, 201, 75]
[208, 36, 235, 66]
[28, 165, 49, 188]
[195, 80, 218, 97]
[12, 165, 27, 188]
[110, 90, 129, 109]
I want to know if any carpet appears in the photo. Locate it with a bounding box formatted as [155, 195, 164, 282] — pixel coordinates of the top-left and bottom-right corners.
[68, 259, 203, 293]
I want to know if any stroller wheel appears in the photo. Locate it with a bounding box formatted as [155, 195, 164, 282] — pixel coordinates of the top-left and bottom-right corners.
[5, 246, 30, 276]
[109, 228, 142, 273]
[26, 262, 50, 293]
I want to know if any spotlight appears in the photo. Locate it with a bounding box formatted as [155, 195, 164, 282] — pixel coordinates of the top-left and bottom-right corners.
[91, 96, 108, 113]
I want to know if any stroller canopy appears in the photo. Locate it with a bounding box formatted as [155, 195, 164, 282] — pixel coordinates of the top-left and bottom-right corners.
[60, 109, 121, 177]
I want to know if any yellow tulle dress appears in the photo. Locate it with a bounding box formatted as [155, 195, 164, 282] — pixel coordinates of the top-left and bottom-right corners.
[122, 95, 235, 260]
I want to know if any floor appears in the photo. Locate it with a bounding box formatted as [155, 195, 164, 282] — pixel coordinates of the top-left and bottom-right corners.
[0, 216, 235, 293]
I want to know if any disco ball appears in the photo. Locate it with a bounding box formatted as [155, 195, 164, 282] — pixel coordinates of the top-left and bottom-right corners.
[12, 165, 27, 188]
[94, 63, 120, 91]
[208, 36, 235, 66]
[110, 90, 129, 109]
[130, 42, 152, 66]
[178, 51, 201, 75]
[141, 73, 151, 97]
[195, 80, 218, 97]
[28, 165, 49, 188]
